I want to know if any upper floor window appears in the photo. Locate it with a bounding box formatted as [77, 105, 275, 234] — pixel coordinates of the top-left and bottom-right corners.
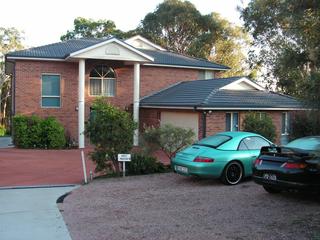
[41, 74, 61, 108]
[90, 65, 116, 97]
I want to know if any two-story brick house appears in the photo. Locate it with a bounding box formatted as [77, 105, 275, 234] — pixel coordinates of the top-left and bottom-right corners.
[5, 35, 302, 146]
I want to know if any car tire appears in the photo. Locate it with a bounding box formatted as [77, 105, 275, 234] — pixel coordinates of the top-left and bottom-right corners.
[263, 185, 281, 194]
[221, 161, 243, 185]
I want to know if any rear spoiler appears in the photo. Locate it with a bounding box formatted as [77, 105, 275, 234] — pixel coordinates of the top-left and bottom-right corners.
[260, 146, 312, 158]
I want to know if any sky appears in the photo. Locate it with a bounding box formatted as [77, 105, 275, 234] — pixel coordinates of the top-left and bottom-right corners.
[0, 0, 249, 48]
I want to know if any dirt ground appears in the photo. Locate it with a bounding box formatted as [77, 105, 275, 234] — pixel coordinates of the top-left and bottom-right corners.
[59, 173, 320, 240]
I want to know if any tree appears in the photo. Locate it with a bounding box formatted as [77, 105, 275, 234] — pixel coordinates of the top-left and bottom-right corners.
[139, 0, 253, 76]
[242, 112, 276, 142]
[139, 0, 215, 57]
[208, 13, 256, 78]
[60, 17, 126, 41]
[241, 0, 320, 108]
[85, 98, 136, 174]
[141, 124, 195, 160]
[0, 27, 24, 127]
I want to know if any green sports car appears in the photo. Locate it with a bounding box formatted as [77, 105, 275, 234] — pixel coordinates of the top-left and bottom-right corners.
[172, 131, 274, 185]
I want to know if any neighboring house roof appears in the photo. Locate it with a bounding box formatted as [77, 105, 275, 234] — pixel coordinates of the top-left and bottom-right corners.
[6, 36, 229, 70]
[140, 77, 303, 110]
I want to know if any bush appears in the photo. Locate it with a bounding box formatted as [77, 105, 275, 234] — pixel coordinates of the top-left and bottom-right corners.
[12, 115, 66, 149]
[291, 111, 320, 140]
[127, 154, 166, 175]
[40, 117, 66, 148]
[0, 124, 6, 136]
[242, 112, 276, 142]
[85, 98, 136, 174]
[141, 124, 195, 159]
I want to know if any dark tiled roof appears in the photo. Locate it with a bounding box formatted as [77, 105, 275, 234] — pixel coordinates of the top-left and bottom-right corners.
[7, 38, 110, 59]
[7, 38, 229, 70]
[140, 49, 230, 70]
[140, 77, 303, 109]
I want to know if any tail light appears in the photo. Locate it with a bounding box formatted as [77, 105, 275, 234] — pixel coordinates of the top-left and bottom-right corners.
[281, 162, 307, 169]
[254, 158, 263, 166]
[193, 156, 214, 163]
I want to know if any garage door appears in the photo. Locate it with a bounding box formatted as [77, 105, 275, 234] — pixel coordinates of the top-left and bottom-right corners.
[161, 112, 199, 139]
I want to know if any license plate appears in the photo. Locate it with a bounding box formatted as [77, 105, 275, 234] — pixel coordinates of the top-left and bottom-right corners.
[263, 173, 277, 181]
[175, 165, 188, 174]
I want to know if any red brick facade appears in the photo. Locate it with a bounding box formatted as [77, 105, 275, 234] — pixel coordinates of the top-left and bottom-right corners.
[140, 108, 287, 145]
[14, 60, 207, 141]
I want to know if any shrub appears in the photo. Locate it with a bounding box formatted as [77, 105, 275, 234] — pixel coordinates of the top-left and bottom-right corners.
[141, 124, 195, 159]
[127, 154, 166, 175]
[242, 112, 276, 142]
[0, 124, 6, 136]
[40, 117, 66, 149]
[12, 115, 66, 149]
[85, 98, 136, 175]
[291, 111, 320, 140]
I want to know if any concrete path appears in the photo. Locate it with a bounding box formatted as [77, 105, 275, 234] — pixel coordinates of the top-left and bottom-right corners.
[0, 136, 13, 148]
[0, 185, 77, 240]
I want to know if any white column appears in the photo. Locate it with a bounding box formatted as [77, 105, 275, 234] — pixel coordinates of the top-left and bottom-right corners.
[78, 59, 85, 149]
[133, 63, 140, 146]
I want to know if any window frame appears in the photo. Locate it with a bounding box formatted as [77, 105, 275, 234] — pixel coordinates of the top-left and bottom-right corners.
[41, 73, 61, 108]
[238, 136, 271, 151]
[226, 112, 239, 132]
[89, 65, 117, 97]
[281, 112, 290, 135]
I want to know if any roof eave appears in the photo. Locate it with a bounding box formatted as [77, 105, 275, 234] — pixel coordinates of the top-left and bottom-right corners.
[6, 56, 66, 61]
[143, 63, 229, 71]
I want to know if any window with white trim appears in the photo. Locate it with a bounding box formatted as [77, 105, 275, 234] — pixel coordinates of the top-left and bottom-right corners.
[41, 74, 61, 108]
[226, 112, 239, 131]
[90, 65, 116, 97]
[281, 112, 290, 135]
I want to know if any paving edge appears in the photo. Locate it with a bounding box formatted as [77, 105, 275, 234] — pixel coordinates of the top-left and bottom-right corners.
[0, 184, 78, 190]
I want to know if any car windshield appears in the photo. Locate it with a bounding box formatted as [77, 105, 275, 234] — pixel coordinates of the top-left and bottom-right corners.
[286, 137, 320, 151]
[194, 134, 231, 148]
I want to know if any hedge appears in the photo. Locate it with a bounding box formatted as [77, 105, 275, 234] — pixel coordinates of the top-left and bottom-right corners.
[12, 115, 66, 149]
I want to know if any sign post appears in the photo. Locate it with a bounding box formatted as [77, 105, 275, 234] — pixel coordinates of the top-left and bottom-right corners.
[118, 154, 131, 177]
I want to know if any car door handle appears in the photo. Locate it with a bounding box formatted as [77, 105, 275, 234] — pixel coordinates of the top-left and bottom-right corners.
[250, 155, 257, 158]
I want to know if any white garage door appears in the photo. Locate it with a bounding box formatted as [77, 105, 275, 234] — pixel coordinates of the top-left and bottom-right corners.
[161, 112, 199, 139]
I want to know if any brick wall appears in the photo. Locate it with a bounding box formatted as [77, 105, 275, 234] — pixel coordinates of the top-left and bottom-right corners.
[14, 60, 207, 141]
[140, 109, 286, 145]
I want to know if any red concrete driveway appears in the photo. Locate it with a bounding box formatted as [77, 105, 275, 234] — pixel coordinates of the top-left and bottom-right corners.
[0, 148, 95, 187]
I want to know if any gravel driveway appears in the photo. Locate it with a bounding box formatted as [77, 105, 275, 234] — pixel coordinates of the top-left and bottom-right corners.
[59, 173, 320, 240]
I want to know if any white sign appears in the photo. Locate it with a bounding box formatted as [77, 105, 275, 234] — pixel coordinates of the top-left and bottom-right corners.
[118, 154, 131, 162]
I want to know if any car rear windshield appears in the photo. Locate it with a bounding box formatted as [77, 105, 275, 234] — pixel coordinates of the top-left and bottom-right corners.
[286, 137, 320, 151]
[193, 135, 231, 148]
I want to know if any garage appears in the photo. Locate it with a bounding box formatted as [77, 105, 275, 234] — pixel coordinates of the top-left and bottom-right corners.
[160, 111, 199, 139]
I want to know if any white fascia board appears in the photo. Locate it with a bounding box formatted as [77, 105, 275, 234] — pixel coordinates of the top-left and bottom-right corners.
[140, 105, 195, 110]
[125, 35, 166, 51]
[197, 107, 306, 111]
[6, 56, 65, 61]
[140, 106, 306, 111]
[221, 77, 265, 91]
[143, 63, 229, 71]
[69, 38, 154, 62]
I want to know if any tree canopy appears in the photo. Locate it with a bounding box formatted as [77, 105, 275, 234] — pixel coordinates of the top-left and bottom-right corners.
[138, 0, 252, 76]
[60, 1, 252, 77]
[241, 0, 320, 108]
[60, 17, 126, 41]
[0, 27, 24, 127]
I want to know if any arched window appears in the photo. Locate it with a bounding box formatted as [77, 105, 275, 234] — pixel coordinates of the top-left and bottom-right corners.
[89, 65, 116, 97]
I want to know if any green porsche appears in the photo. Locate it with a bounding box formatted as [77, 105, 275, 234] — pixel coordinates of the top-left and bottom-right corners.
[172, 131, 274, 185]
